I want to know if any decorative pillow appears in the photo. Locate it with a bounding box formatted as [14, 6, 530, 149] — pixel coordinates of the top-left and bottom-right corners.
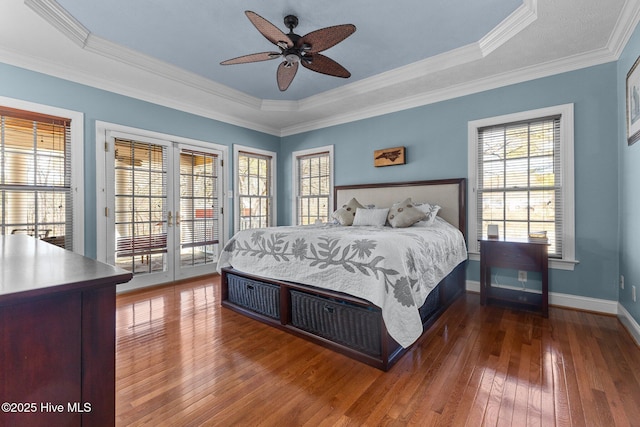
[387, 198, 427, 228]
[331, 198, 365, 226]
[352, 208, 389, 226]
[415, 203, 441, 225]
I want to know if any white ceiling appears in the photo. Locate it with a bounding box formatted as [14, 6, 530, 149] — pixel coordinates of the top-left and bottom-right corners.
[1, 0, 639, 136]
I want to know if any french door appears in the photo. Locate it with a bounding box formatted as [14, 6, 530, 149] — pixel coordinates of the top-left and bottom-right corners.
[102, 131, 223, 290]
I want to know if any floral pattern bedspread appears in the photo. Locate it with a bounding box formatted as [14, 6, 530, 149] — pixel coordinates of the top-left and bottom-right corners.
[217, 217, 467, 347]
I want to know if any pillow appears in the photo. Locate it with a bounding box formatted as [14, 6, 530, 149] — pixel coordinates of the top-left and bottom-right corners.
[331, 198, 365, 226]
[352, 208, 389, 226]
[387, 198, 427, 228]
[415, 203, 441, 225]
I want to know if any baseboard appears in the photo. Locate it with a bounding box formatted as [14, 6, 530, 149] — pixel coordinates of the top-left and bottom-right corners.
[466, 280, 618, 314]
[618, 303, 640, 346]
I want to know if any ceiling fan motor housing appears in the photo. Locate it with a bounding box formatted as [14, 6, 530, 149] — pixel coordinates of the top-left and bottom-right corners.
[284, 15, 299, 30]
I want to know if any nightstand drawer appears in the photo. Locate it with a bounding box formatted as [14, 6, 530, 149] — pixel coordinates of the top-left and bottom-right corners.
[481, 241, 543, 270]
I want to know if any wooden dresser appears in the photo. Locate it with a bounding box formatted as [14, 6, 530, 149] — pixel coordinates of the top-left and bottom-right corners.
[0, 235, 132, 426]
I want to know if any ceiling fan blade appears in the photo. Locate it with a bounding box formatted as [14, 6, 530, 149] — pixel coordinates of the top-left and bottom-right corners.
[245, 11, 293, 48]
[298, 24, 356, 53]
[277, 61, 298, 91]
[301, 53, 351, 78]
[220, 52, 281, 65]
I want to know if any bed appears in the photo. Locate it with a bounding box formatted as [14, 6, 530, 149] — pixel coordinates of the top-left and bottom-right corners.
[217, 178, 467, 371]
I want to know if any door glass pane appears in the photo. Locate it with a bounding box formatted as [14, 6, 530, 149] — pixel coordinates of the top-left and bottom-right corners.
[179, 150, 219, 268]
[114, 139, 168, 275]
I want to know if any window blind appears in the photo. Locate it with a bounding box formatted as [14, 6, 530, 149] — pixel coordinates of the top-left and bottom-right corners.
[237, 151, 271, 230]
[0, 107, 72, 249]
[179, 148, 219, 253]
[296, 151, 330, 225]
[477, 115, 562, 257]
[114, 138, 168, 274]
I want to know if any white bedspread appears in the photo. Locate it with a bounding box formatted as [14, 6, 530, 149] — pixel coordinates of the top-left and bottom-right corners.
[217, 217, 467, 347]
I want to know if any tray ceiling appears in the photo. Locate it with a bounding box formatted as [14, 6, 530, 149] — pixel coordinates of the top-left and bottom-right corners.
[1, 0, 637, 135]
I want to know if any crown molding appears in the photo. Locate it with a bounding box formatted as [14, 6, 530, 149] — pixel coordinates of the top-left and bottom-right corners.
[295, 43, 485, 114]
[0, 42, 283, 136]
[24, 0, 264, 110]
[260, 99, 300, 112]
[479, 0, 538, 56]
[607, 0, 640, 58]
[20, 0, 640, 138]
[280, 0, 640, 136]
[25, 0, 536, 116]
[85, 36, 267, 110]
[24, 0, 89, 47]
[280, 47, 618, 136]
[287, 0, 539, 114]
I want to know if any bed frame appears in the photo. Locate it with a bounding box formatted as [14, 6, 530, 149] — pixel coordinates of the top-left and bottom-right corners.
[220, 178, 467, 371]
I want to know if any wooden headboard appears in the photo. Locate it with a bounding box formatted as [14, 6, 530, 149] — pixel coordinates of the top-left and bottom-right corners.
[334, 178, 466, 238]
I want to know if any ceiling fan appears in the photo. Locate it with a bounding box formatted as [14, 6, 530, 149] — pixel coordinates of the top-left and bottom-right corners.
[220, 11, 356, 91]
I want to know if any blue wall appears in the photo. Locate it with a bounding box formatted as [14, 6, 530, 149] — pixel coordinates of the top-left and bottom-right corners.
[281, 63, 620, 301]
[0, 55, 628, 305]
[618, 24, 640, 325]
[0, 62, 280, 259]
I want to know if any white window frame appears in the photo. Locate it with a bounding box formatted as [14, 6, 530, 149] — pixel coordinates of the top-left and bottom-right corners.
[233, 144, 277, 233]
[468, 103, 577, 271]
[0, 96, 84, 255]
[291, 145, 334, 226]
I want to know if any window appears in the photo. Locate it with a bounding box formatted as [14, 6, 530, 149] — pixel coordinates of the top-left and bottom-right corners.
[468, 104, 575, 269]
[293, 146, 333, 225]
[234, 145, 276, 231]
[0, 106, 74, 250]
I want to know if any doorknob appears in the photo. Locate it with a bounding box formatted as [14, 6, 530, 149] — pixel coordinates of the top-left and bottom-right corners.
[167, 211, 173, 226]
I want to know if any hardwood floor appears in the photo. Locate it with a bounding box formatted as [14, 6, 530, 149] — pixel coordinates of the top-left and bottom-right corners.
[115, 275, 640, 426]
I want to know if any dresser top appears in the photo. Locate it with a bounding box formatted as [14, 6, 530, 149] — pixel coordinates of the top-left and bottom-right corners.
[0, 235, 132, 303]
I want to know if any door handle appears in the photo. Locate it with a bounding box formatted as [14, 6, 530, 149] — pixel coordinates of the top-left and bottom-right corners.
[167, 211, 173, 227]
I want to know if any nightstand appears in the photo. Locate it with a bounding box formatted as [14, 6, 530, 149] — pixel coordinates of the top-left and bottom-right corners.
[480, 238, 548, 317]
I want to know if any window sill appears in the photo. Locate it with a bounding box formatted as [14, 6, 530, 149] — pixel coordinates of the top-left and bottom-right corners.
[468, 252, 578, 271]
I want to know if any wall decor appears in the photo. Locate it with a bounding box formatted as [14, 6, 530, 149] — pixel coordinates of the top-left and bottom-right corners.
[627, 55, 640, 145]
[374, 146, 405, 167]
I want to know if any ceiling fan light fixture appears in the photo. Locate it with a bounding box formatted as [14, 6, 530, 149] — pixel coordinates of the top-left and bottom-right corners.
[285, 53, 300, 63]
